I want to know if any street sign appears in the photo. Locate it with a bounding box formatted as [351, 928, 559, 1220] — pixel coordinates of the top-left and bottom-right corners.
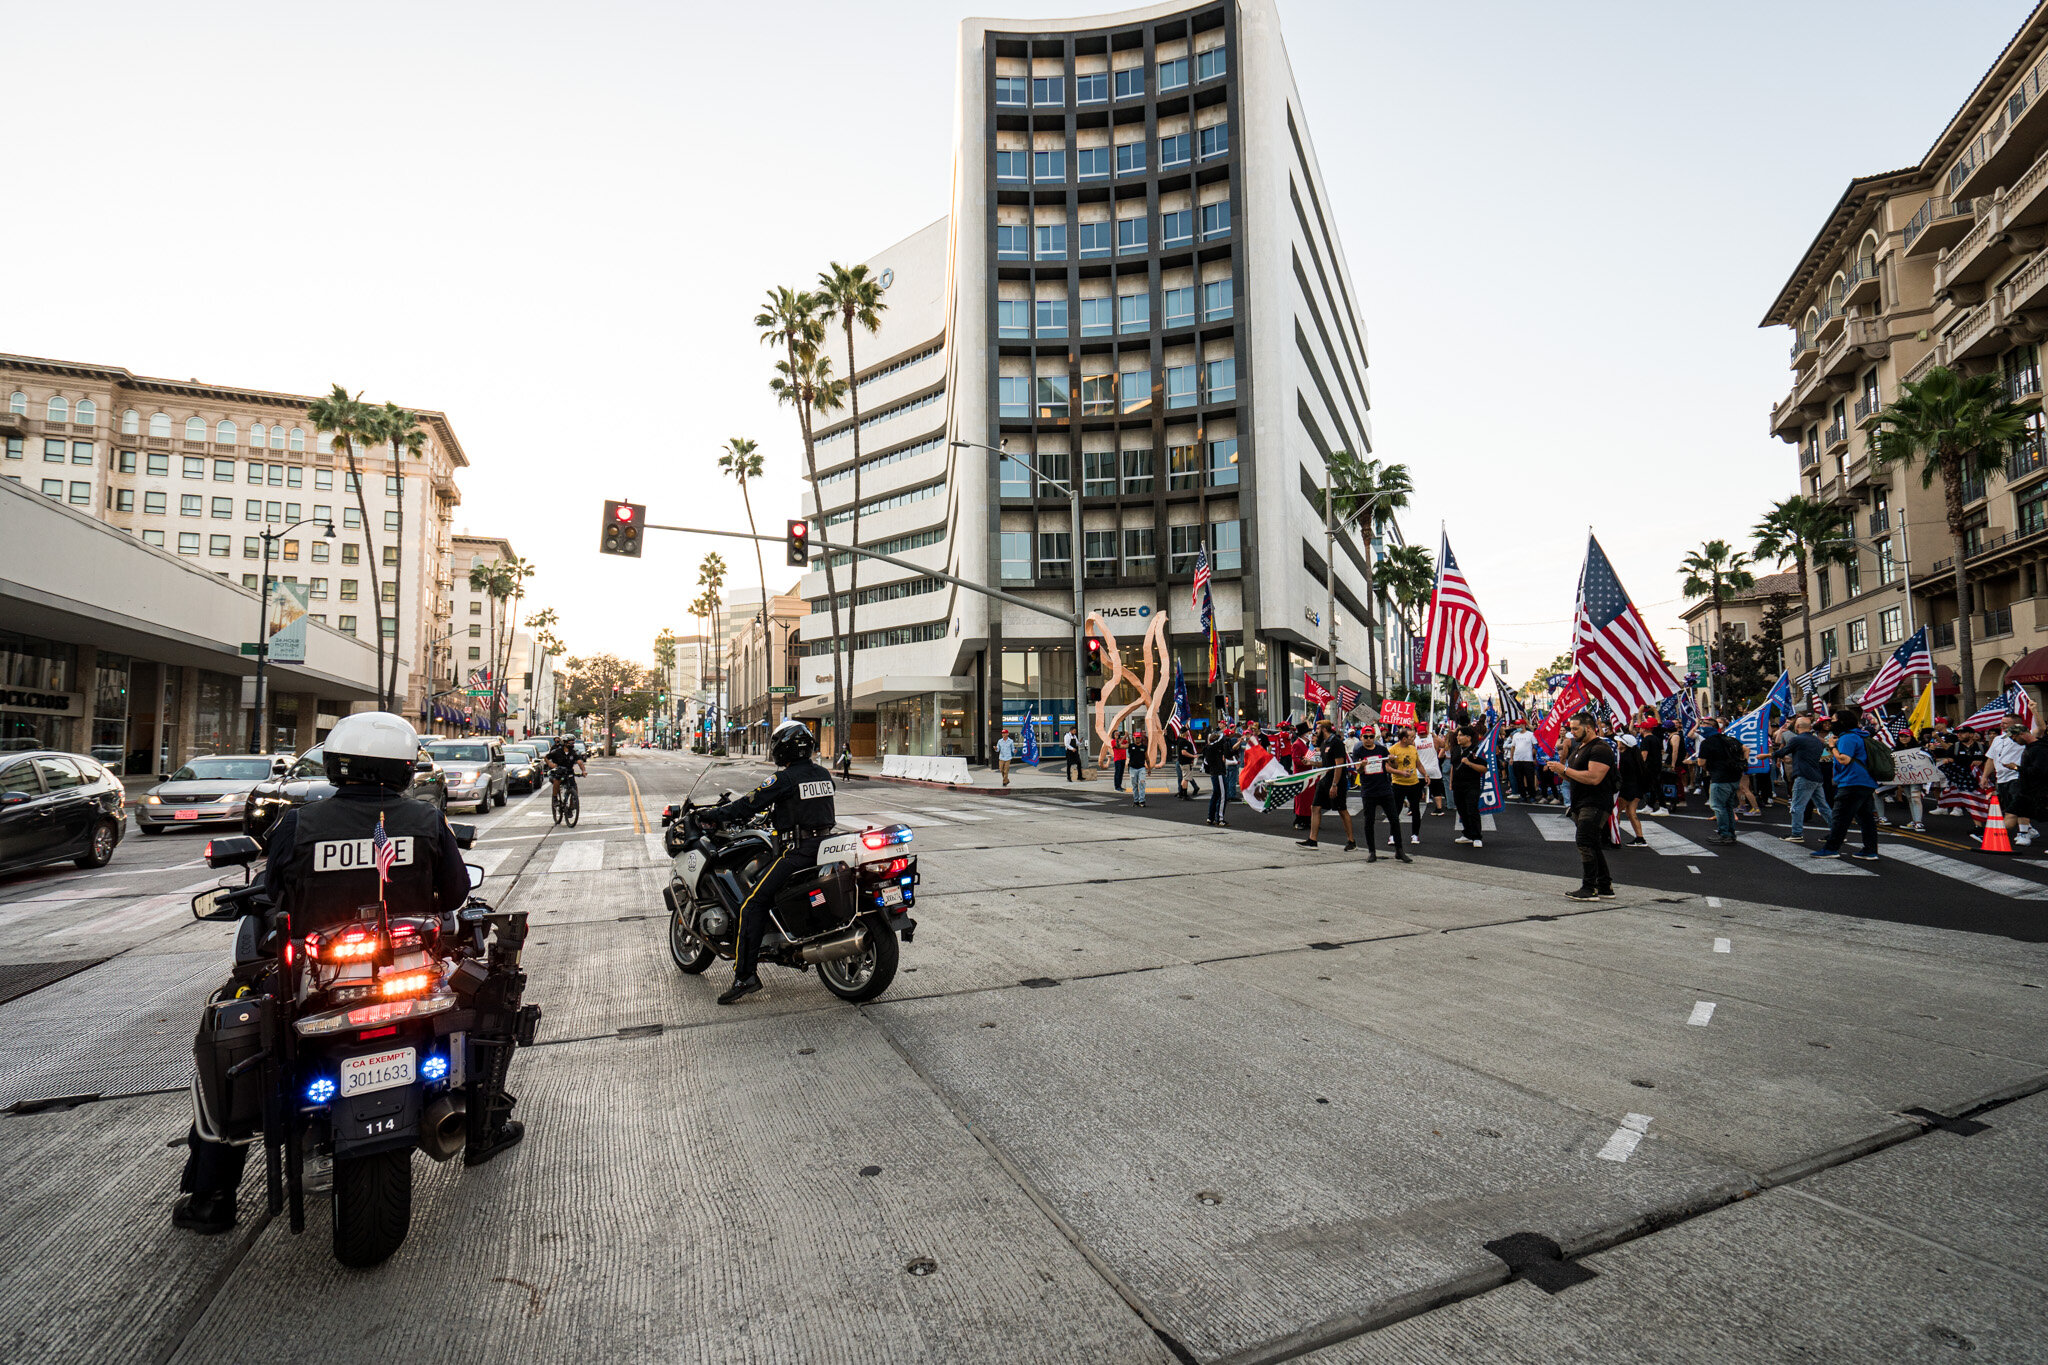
[240, 643, 262, 656]
[769, 685, 796, 695]
[466, 689, 493, 697]
[1686, 645, 1708, 673]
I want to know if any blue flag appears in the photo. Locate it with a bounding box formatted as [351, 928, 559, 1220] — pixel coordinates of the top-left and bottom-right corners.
[1171, 662, 1192, 733]
[1021, 705, 1040, 766]
[1479, 722, 1504, 814]
[1764, 670, 1792, 721]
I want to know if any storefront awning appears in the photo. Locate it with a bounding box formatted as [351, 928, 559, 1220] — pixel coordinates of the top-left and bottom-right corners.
[2004, 649, 2048, 685]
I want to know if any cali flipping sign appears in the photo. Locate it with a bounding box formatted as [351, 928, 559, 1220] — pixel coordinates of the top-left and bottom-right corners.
[1379, 699, 1417, 729]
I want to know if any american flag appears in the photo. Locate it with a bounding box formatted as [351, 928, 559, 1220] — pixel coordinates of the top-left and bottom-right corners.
[1419, 532, 1490, 689]
[1335, 683, 1361, 715]
[1495, 679, 1527, 725]
[1572, 534, 1682, 717]
[1192, 544, 1219, 686]
[1853, 626, 1931, 708]
[1959, 682, 2040, 731]
[1795, 660, 1832, 695]
[371, 812, 396, 885]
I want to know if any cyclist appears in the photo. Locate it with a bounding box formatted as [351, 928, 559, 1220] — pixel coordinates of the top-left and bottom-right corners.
[545, 737, 585, 811]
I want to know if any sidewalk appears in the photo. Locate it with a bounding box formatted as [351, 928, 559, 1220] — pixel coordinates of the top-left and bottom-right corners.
[838, 754, 1215, 795]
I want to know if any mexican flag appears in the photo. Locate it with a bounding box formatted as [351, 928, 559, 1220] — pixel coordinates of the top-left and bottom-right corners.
[1241, 751, 1286, 798]
[1252, 767, 1316, 812]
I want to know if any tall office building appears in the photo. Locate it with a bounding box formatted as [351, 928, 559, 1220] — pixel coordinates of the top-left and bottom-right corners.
[794, 0, 1390, 759]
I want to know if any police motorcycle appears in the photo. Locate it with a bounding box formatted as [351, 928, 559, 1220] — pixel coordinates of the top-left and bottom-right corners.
[659, 789, 920, 1003]
[187, 825, 540, 1268]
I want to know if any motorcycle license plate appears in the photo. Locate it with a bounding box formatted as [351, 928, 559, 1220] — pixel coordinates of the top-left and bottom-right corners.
[881, 885, 904, 907]
[174, 809, 200, 821]
[340, 1047, 416, 1097]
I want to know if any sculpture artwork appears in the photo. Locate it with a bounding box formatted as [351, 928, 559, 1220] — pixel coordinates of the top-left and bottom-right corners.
[1087, 609, 1174, 770]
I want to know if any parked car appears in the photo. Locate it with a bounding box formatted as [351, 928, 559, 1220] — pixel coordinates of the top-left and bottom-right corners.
[422, 738, 507, 813]
[138, 754, 281, 834]
[0, 751, 126, 873]
[241, 744, 448, 841]
[502, 744, 544, 794]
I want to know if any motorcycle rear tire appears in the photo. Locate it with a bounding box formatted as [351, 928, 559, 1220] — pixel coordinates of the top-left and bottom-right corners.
[816, 923, 899, 1002]
[669, 902, 716, 974]
[332, 1147, 413, 1268]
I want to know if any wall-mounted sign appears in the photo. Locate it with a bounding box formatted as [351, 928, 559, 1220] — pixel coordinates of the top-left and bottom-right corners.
[0, 688, 83, 717]
[877, 267, 895, 289]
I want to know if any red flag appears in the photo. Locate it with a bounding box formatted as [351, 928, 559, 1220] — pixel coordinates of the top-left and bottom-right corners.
[1536, 676, 1591, 755]
[1304, 676, 1331, 708]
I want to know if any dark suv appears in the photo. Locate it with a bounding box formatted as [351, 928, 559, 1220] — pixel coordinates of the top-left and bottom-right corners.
[241, 743, 449, 841]
[0, 751, 127, 874]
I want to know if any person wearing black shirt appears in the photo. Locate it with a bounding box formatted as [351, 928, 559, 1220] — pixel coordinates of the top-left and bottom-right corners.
[1546, 711, 1616, 901]
[1449, 724, 1488, 847]
[1298, 721, 1355, 850]
[1203, 727, 1239, 826]
[1352, 725, 1410, 863]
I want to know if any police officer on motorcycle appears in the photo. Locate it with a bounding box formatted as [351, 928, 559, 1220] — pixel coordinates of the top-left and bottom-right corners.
[173, 713, 513, 1235]
[701, 718, 836, 1005]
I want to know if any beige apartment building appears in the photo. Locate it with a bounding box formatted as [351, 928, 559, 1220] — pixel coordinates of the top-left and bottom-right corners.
[726, 587, 805, 752]
[1763, 5, 2048, 714]
[2, 353, 464, 760]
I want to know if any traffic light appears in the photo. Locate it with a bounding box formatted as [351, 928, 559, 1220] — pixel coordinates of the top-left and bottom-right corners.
[785, 519, 809, 568]
[1085, 635, 1104, 676]
[600, 500, 645, 557]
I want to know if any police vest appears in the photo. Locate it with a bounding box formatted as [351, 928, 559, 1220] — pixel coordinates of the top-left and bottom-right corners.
[281, 793, 448, 930]
[772, 759, 837, 834]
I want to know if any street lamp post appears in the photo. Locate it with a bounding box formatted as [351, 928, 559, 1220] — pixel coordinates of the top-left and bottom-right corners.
[951, 438, 1088, 768]
[251, 518, 336, 755]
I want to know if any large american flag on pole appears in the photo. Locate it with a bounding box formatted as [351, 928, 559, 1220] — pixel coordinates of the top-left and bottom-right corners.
[1193, 544, 1219, 686]
[1959, 681, 2040, 731]
[1419, 531, 1490, 689]
[1853, 625, 1931, 708]
[1573, 534, 1682, 717]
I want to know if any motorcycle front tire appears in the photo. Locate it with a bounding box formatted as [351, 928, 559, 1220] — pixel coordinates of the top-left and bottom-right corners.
[668, 903, 716, 974]
[332, 1147, 413, 1268]
[816, 923, 900, 1003]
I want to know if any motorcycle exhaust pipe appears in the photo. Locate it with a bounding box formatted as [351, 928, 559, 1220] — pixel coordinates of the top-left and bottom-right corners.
[419, 1094, 467, 1162]
[799, 926, 869, 964]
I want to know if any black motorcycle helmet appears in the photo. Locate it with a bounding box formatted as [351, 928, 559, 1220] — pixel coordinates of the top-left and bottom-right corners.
[769, 718, 817, 766]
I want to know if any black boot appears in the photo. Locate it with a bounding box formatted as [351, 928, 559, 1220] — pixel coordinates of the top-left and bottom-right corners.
[718, 976, 763, 1005]
[172, 1191, 237, 1235]
[465, 1119, 526, 1167]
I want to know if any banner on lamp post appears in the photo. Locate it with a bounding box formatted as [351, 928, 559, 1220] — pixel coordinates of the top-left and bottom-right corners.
[266, 581, 311, 665]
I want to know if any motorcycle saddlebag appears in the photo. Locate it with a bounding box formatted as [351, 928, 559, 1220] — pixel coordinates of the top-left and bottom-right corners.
[772, 864, 857, 939]
[193, 995, 268, 1137]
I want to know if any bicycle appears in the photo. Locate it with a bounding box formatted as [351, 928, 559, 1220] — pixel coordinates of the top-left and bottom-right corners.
[550, 772, 580, 828]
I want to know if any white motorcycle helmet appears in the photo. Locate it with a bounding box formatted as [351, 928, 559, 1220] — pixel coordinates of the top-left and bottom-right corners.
[323, 711, 422, 791]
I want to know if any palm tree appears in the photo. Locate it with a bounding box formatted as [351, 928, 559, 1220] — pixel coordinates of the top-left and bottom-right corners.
[1874, 365, 2031, 712]
[467, 559, 515, 733]
[1375, 542, 1435, 692]
[718, 437, 770, 706]
[757, 286, 852, 757]
[1751, 495, 1856, 685]
[307, 386, 387, 703]
[698, 553, 728, 751]
[817, 263, 889, 713]
[363, 402, 426, 711]
[493, 557, 536, 731]
[1679, 540, 1756, 716]
[1316, 451, 1413, 699]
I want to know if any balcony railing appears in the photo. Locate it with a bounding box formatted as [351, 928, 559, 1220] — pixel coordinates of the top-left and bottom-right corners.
[1799, 443, 1820, 470]
[1984, 605, 2015, 638]
[1961, 473, 1988, 503]
[1869, 510, 1891, 535]
[2009, 367, 2043, 404]
[2010, 434, 2048, 482]
[1905, 194, 1971, 249]
[1854, 393, 1882, 425]
[1825, 418, 1848, 449]
[1789, 329, 1817, 365]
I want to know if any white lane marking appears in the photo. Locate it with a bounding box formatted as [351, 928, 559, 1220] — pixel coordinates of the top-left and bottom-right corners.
[1713, 937, 1731, 953]
[645, 833, 670, 863]
[547, 842, 606, 873]
[1597, 1112, 1653, 1162]
[1530, 813, 1578, 842]
[0, 897, 92, 929]
[1688, 865, 1700, 875]
[1879, 843, 2048, 900]
[48, 884, 211, 937]
[1687, 1001, 1717, 1027]
[469, 847, 513, 875]
[1735, 831, 1873, 876]
[1482, 814, 1497, 832]
[914, 807, 989, 823]
[1706, 897, 1722, 908]
[1636, 822, 1715, 858]
[870, 811, 950, 827]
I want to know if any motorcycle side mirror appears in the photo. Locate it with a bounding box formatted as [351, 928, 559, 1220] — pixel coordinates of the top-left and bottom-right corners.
[204, 835, 262, 868]
[190, 885, 241, 922]
[466, 862, 485, 889]
[449, 822, 478, 849]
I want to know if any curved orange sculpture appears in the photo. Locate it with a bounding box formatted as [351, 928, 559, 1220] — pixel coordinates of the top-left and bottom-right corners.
[1088, 609, 1174, 770]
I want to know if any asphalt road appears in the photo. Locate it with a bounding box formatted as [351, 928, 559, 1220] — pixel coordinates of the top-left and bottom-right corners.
[1, 753, 2044, 1363]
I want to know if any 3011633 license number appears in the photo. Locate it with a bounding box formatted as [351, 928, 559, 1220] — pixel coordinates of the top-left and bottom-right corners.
[340, 1047, 416, 1096]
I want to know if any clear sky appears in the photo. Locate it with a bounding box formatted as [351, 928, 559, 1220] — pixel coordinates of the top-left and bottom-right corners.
[4, 0, 2034, 678]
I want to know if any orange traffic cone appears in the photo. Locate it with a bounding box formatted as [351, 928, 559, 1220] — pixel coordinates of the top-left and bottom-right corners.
[1983, 792, 2015, 854]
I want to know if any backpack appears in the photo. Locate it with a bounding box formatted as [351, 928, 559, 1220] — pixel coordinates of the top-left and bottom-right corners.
[1863, 731, 1895, 783]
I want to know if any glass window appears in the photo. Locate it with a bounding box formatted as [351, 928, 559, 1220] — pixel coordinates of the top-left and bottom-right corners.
[289, 428, 305, 451]
[1816, 567, 1833, 609]
[146, 451, 168, 477]
[1199, 123, 1229, 160]
[144, 491, 167, 514]
[996, 224, 1029, 259]
[1197, 47, 1226, 81]
[116, 450, 134, 473]
[998, 300, 1029, 337]
[149, 412, 171, 438]
[38, 478, 61, 499]
[1879, 606, 1903, 645]
[340, 579, 359, 600]
[1032, 76, 1063, 106]
[1161, 210, 1192, 247]
[1168, 445, 1200, 490]
[1120, 371, 1152, 414]
[1159, 57, 1189, 91]
[995, 76, 1026, 106]
[44, 438, 65, 462]
[140, 528, 164, 546]
[1078, 222, 1112, 258]
[68, 481, 89, 504]
[1035, 297, 1068, 336]
[47, 396, 69, 422]
[1160, 134, 1190, 167]
[180, 494, 202, 517]
[1845, 558, 1861, 596]
[286, 466, 301, 488]
[4, 437, 19, 460]
[211, 458, 233, 481]
[1077, 147, 1110, 179]
[343, 507, 362, 528]
[269, 426, 286, 450]
[182, 456, 204, 479]
[1119, 291, 1150, 334]
[183, 417, 205, 441]
[121, 409, 138, 434]
[244, 537, 260, 558]
[310, 578, 327, 599]
[1164, 286, 1195, 326]
[1035, 373, 1070, 419]
[1081, 373, 1116, 416]
[1117, 216, 1147, 254]
[247, 499, 262, 521]
[1035, 224, 1066, 259]
[1076, 72, 1107, 103]
[268, 464, 284, 486]
[340, 616, 358, 637]
[75, 398, 96, 426]
[1205, 357, 1236, 403]
[1001, 532, 1032, 579]
[313, 504, 331, 522]
[1123, 526, 1156, 575]
[1166, 365, 1197, 408]
[177, 532, 200, 556]
[208, 534, 230, 557]
[1084, 530, 1118, 579]
[1122, 448, 1153, 494]
[999, 454, 1031, 497]
[1080, 298, 1113, 336]
[71, 441, 92, 465]
[1115, 141, 1146, 176]
[1169, 525, 1202, 573]
[380, 581, 396, 602]
[246, 461, 263, 483]
[1210, 518, 1242, 571]
[384, 509, 401, 531]
[1208, 437, 1239, 486]
[315, 468, 333, 490]
[998, 376, 1030, 418]
[1032, 148, 1065, 182]
[1201, 201, 1232, 239]
[1114, 67, 1144, 100]
[1203, 279, 1234, 320]
[114, 488, 134, 512]
[996, 150, 1027, 181]
[1038, 531, 1072, 577]
[310, 541, 328, 562]
[266, 501, 282, 523]
[342, 544, 362, 564]
[1847, 618, 1868, 652]
[215, 420, 236, 444]
[1083, 449, 1117, 496]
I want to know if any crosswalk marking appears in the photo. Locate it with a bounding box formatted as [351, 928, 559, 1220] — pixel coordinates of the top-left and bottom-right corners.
[1482, 814, 1496, 832]
[913, 807, 988, 822]
[868, 810, 949, 828]
[1530, 813, 1577, 843]
[547, 842, 606, 874]
[1880, 843, 2048, 901]
[645, 833, 671, 863]
[469, 847, 512, 875]
[1734, 832, 1872, 876]
[47, 884, 209, 938]
[1636, 821, 1716, 858]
